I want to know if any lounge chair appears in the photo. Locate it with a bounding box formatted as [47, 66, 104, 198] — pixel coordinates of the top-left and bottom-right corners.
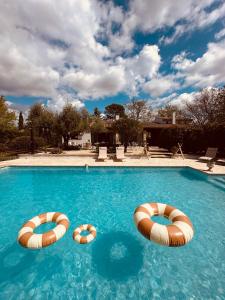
[116, 146, 125, 161]
[98, 147, 107, 161]
[198, 147, 218, 161]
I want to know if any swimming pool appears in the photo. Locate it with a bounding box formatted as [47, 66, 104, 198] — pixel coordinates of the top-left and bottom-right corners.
[0, 167, 225, 299]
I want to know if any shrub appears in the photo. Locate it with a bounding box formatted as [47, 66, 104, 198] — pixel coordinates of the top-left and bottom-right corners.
[8, 136, 46, 152]
[0, 143, 8, 152]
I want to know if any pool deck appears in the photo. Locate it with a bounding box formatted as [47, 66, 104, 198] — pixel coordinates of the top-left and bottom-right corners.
[1, 152, 225, 175]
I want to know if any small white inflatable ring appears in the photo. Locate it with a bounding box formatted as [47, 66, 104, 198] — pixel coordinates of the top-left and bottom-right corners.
[73, 224, 97, 244]
[134, 202, 194, 247]
[18, 212, 69, 249]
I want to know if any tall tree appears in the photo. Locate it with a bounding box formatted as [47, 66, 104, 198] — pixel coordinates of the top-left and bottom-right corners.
[94, 107, 101, 117]
[105, 103, 125, 119]
[57, 104, 81, 147]
[112, 117, 141, 151]
[79, 108, 91, 131]
[126, 100, 152, 121]
[18, 112, 24, 130]
[185, 88, 219, 126]
[0, 96, 17, 142]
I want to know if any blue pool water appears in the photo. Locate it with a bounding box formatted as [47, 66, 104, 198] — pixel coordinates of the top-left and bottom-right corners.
[0, 167, 225, 300]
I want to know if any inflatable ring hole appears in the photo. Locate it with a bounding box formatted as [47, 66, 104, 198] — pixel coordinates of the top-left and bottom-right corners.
[151, 215, 171, 225]
[80, 230, 90, 236]
[35, 222, 56, 234]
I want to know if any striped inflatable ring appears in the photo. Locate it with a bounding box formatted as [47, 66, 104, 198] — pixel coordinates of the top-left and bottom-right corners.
[73, 224, 96, 244]
[134, 203, 194, 247]
[18, 212, 69, 249]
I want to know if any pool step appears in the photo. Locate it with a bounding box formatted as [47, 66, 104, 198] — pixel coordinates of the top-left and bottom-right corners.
[149, 147, 172, 158]
[213, 178, 225, 185]
[209, 178, 225, 190]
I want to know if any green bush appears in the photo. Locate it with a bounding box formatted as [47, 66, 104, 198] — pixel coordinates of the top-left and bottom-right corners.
[0, 143, 8, 152]
[8, 136, 46, 152]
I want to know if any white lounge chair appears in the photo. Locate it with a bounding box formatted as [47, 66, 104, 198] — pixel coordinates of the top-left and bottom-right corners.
[116, 146, 125, 161]
[98, 147, 107, 161]
[199, 147, 218, 161]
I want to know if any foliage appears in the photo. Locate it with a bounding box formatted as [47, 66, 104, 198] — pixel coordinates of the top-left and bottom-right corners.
[112, 117, 142, 149]
[8, 136, 46, 152]
[157, 104, 184, 118]
[105, 103, 125, 119]
[91, 117, 107, 134]
[28, 103, 56, 139]
[18, 112, 24, 130]
[94, 107, 101, 117]
[0, 96, 17, 142]
[126, 100, 152, 121]
[0, 152, 18, 161]
[57, 104, 81, 147]
[184, 88, 224, 127]
[79, 108, 91, 131]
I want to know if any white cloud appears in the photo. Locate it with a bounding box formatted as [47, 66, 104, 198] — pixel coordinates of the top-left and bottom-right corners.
[148, 91, 197, 109]
[63, 65, 126, 99]
[144, 76, 179, 97]
[47, 93, 84, 112]
[172, 39, 225, 88]
[215, 28, 225, 40]
[159, 1, 225, 45]
[0, 0, 224, 111]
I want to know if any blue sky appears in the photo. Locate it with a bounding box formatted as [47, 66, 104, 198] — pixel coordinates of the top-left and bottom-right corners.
[1, 0, 225, 114]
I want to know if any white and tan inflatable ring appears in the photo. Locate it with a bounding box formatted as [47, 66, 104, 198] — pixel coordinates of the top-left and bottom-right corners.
[18, 212, 69, 249]
[134, 203, 194, 247]
[73, 224, 96, 244]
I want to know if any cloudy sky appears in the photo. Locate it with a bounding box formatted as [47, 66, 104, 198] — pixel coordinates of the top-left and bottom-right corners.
[1, 0, 225, 113]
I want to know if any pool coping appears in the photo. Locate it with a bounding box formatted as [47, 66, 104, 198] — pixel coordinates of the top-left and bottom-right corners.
[1, 163, 225, 177]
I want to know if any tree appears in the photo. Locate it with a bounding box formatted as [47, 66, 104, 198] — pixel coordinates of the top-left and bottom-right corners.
[158, 104, 183, 118]
[126, 100, 152, 121]
[105, 103, 125, 119]
[184, 88, 219, 126]
[0, 96, 17, 142]
[18, 112, 24, 130]
[57, 104, 81, 147]
[112, 117, 142, 151]
[28, 103, 56, 142]
[79, 108, 91, 131]
[214, 86, 225, 125]
[94, 107, 101, 117]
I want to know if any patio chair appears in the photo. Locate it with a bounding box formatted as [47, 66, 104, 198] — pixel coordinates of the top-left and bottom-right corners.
[198, 147, 218, 161]
[116, 146, 125, 161]
[98, 147, 107, 161]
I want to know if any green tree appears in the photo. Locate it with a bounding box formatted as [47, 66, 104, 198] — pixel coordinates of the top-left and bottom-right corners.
[112, 117, 141, 151]
[0, 96, 17, 142]
[94, 107, 101, 117]
[18, 112, 24, 130]
[28, 103, 56, 143]
[57, 104, 81, 147]
[126, 100, 152, 121]
[79, 108, 91, 131]
[105, 103, 125, 119]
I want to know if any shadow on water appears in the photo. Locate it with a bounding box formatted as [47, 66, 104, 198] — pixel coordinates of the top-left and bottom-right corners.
[0, 242, 62, 285]
[92, 231, 144, 282]
[179, 168, 206, 182]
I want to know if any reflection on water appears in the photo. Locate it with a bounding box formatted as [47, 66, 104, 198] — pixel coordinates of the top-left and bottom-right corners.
[0, 243, 62, 286]
[92, 231, 144, 282]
